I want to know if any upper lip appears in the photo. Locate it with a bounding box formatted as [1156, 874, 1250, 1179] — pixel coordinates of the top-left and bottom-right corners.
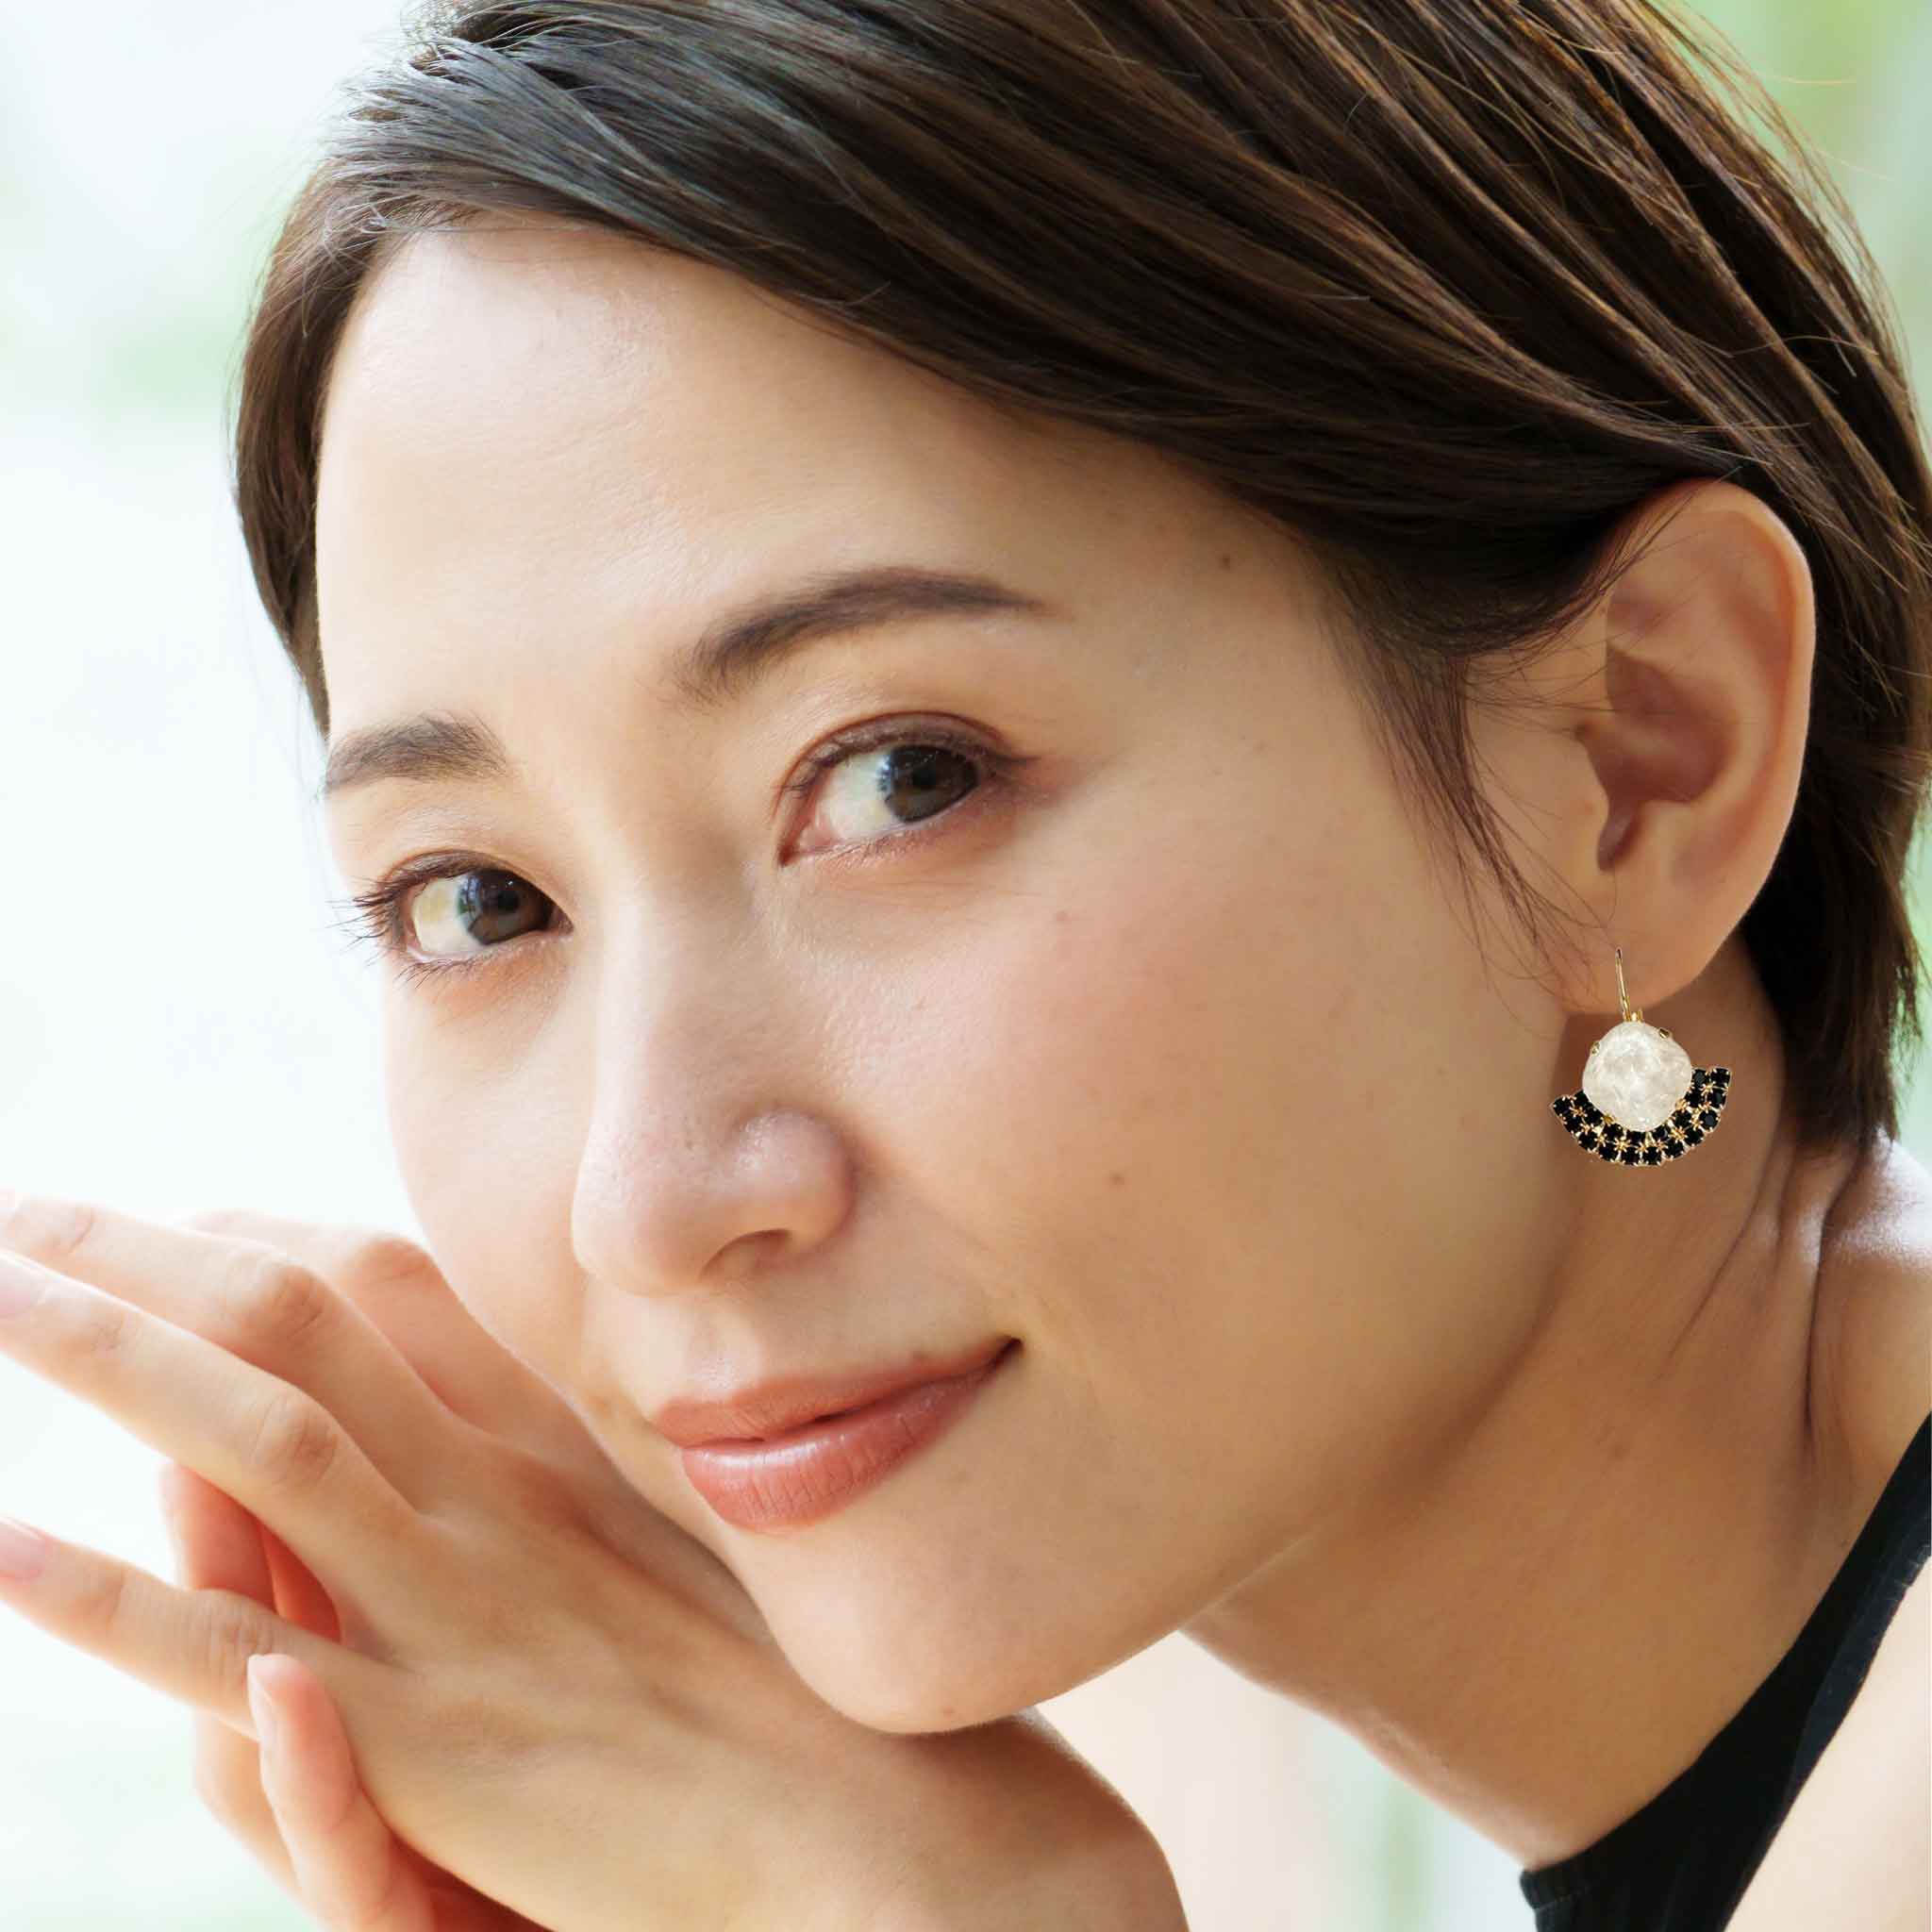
[651, 1336, 1015, 1447]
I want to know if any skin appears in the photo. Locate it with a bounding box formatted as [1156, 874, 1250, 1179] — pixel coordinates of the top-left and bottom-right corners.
[312, 214, 1931, 1875]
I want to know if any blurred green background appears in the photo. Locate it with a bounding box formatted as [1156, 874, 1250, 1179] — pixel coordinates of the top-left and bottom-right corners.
[1, 2, 1926, 1927]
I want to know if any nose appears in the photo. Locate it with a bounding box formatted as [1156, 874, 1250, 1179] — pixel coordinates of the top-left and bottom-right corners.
[571, 1085, 854, 1299]
[558, 895, 860, 1295]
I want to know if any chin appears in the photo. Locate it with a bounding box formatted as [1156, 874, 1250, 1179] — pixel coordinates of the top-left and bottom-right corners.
[773, 1613, 1050, 1736]
[815, 1672, 1024, 1736]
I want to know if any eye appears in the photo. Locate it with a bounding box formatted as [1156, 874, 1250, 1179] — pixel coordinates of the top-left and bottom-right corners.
[406, 869, 554, 962]
[332, 861, 561, 989]
[785, 721, 1011, 859]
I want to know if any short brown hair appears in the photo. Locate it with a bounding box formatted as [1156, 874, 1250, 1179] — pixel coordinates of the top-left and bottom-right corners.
[231, 0, 1932, 1158]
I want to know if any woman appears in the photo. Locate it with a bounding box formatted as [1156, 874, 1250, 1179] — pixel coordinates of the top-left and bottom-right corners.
[0, 1, 1924, 1925]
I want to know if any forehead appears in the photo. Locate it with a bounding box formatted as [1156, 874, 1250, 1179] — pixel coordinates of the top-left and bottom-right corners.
[313, 221, 1156, 712]
[319, 215, 1062, 508]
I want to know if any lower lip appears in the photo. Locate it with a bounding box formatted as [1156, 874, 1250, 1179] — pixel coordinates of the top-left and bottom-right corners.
[677, 1341, 1018, 1534]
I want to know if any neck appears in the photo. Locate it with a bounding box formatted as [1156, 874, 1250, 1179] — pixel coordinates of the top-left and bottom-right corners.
[1182, 957, 1907, 1869]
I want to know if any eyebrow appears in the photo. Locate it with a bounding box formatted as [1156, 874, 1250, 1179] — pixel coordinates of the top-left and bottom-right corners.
[317, 564, 1052, 806]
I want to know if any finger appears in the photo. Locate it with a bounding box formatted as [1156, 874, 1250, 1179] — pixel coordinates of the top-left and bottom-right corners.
[158, 1469, 305, 1905]
[163, 1460, 339, 1641]
[0, 1193, 468, 1498]
[180, 1211, 509, 1430]
[251, 1654, 437, 1932]
[178, 1208, 606, 1470]
[161, 1460, 275, 1601]
[0, 1246, 423, 1614]
[258, 1515, 345, 1642]
[0, 1508, 382, 1752]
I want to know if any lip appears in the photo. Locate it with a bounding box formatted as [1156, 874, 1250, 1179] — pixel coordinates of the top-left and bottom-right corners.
[675, 1339, 1019, 1533]
[651, 1335, 1017, 1448]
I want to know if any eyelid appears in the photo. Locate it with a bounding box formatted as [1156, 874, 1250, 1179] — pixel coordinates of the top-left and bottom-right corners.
[777, 714, 1005, 807]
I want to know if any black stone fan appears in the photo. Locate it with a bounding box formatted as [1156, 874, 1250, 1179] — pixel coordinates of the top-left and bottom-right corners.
[1551, 1067, 1730, 1166]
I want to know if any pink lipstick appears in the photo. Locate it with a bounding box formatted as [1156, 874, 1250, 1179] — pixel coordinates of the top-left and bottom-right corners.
[676, 1340, 1017, 1532]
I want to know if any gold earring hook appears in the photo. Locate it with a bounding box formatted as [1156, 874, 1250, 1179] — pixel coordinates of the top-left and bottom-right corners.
[1615, 946, 1643, 1026]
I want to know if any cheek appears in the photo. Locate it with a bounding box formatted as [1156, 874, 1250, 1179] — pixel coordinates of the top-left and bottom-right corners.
[376, 1008, 575, 1374]
[897, 738, 1493, 1485]
[937, 760, 1407, 1285]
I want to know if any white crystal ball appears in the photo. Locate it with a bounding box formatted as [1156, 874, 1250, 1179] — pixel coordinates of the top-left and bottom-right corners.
[1581, 1020, 1692, 1133]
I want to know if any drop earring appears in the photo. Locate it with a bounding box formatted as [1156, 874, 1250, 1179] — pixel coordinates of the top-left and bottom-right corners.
[1551, 947, 1730, 1166]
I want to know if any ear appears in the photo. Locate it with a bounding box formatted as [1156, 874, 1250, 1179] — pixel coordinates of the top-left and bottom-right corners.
[1471, 475, 1815, 1022]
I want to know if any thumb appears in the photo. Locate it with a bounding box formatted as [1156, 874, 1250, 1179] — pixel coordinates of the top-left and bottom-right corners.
[249, 1653, 440, 1930]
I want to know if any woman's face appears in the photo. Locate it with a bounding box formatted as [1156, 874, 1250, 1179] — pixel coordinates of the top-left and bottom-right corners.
[315, 218, 1571, 1730]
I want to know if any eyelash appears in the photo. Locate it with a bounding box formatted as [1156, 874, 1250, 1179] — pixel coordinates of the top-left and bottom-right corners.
[328, 720, 1020, 991]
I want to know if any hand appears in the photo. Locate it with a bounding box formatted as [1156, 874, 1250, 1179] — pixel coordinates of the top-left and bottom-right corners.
[162, 1472, 1183, 1932]
[0, 1197, 1181, 1930]
[152, 1207, 727, 1931]
[159, 1449, 549, 1930]
[152, 1206, 761, 1931]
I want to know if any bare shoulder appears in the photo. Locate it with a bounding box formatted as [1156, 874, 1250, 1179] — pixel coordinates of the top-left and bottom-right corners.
[1811, 1133, 1932, 1491]
[1725, 1562, 1929, 1932]
[1724, 1135, 1930, 1931]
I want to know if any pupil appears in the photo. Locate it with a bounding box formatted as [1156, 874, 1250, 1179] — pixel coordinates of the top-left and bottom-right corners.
[458, 871, 536, 941]
[877, 745, 975, 823]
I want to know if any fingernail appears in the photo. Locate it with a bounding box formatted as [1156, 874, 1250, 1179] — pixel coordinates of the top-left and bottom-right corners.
[0, 1257, 47, 1319]
[0, 1516, 49, 1581]
[248, 1657, 281, 1751]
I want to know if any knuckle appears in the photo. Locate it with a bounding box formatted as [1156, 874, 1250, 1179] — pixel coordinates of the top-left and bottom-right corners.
[45, 1289, 137, 1378]
[58, 1550, 137, 1653]
[2, 1192, 101, 1266]
[242, 1389, 345, 1493]
[198, 1595, 269, 1689]
[338, 1230, 437, 1296]
[219, 1250, 334, 1355]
